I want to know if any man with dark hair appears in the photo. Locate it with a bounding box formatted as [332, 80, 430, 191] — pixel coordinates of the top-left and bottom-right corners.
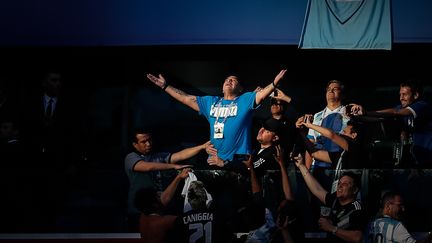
[365, 191, 432, 243]
[296, 116, 365, 171]
[125, 128, 209, 231]
[299, 80, 352, 233]
[351, 80, 432, 167]
[305, 79, 350, 171]
[294, 154, 366, 242]
[146, 70, 287, 167]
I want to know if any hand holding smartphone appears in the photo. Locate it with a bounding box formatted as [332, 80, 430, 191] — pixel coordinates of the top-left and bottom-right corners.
[290, 144, 302, 161]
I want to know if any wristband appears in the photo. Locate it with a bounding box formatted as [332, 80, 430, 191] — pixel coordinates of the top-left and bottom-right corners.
[272, 81, 277, 89]
[162, 83, 168, 91]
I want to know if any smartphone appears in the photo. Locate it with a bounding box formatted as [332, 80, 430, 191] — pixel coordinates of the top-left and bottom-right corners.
[345, 104, 354, 116]
[273, 89, 278, 97]
[290, 144, 301, 161]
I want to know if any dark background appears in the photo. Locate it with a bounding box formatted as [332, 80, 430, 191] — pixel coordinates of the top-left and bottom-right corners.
[1, 0, 432, 236]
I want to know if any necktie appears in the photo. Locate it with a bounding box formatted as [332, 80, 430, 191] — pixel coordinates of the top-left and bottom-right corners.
[46, 98, 53, 118]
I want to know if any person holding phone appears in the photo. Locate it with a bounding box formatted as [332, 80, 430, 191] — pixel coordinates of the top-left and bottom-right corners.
[295, 115, 365, 170]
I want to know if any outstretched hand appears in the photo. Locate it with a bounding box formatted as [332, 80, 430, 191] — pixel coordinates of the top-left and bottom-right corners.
[274, 69, 287, 86]
[146, 73, 167, 89]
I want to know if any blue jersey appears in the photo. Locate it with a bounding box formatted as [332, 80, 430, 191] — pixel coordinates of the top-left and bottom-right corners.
[197, 92, 257, 161]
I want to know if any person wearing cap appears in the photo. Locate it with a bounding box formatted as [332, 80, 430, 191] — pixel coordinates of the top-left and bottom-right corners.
[146, 70, 287, 168]
[247, 117, 288, 220]
[252, 117, 284, 176]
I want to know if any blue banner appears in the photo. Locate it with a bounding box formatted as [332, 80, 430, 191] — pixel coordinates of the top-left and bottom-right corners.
[299, 0, 392, 50]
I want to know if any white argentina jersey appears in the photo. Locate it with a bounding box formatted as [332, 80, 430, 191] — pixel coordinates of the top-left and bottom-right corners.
[366, 216, 416, 243]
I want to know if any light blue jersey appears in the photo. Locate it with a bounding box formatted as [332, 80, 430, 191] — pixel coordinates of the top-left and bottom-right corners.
[299, 0, 392, 50]
[197, 92, 257, 161]
[365, 216, 416, 243]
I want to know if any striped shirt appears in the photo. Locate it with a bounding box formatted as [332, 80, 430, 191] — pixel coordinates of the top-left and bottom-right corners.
[365, 215, 416, 243]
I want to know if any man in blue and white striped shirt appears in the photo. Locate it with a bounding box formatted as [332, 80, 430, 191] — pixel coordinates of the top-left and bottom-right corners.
[366, 191, 432, 243]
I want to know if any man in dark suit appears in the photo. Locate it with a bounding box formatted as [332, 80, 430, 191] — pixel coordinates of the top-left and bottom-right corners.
[22, 71, 82, 231]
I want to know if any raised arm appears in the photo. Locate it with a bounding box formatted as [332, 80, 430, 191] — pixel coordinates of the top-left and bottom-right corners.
[255, 69, 287, 105]
[274, 145, 294, 200]
[296, 115, 321, 168]
[350, 103, 412, 117]
[170, 141, 210, 163]
[243, 155, 261, 194]
[302, 119, 349, 151]
[160, 168, 191, 206]
[146, 73, 200, 111]
[294, 154, 327, 203]
[376, 107, 413, 116]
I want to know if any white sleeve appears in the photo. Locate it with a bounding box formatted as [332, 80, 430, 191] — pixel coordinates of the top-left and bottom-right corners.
[394, 222, 417, 243]
[406, 106, 417, 118]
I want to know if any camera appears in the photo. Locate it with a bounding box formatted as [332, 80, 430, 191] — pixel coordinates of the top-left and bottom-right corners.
[345, 104, 354, 117]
